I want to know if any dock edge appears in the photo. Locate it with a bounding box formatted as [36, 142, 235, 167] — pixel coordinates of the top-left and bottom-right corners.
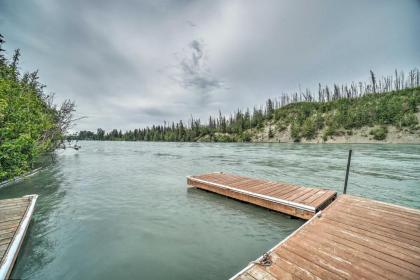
[0, 194, 38, 280]
[229, 210, 323, 280]
[187, 175, 317, 212]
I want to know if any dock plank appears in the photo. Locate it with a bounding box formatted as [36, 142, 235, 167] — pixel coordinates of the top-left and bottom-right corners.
[264, 187, 299, 200]
[266, 185, 301, 198]
[187, 172, 336, 219]
[231, 195, 420, 280]
[272, 186, 304, 199]
[293, 189, 321, 203]
[296, 230, 419, 280]
[0, 221, 21, 232]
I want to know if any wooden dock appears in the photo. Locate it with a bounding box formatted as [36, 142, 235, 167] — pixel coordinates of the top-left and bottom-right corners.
[187, 172, 336, 219]
[0, 195, 38, 280]
[231, 194, 420, 280]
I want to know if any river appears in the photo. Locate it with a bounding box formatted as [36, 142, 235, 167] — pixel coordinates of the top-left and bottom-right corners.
[1, 142, 419, 279]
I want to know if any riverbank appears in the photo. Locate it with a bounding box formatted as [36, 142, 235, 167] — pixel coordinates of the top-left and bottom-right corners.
[251, 123, 420, 144]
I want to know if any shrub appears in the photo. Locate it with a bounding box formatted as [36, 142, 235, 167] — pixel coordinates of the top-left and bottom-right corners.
[324, 126, 336, 137]
[290, 123, 301, 142]
[214, 133, 235, 142]
[314, 114, 324, 130]
[277, 123, 287, 132]
[400, 113, 418, 128]
[240, 132, 252, 142]
[268, 127, 274, 138]
[301, 118, 316, 139]
[369, 126, 388, 140]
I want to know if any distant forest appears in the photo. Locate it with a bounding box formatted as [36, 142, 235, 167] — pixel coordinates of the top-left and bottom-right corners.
[72, 69, 420, 142]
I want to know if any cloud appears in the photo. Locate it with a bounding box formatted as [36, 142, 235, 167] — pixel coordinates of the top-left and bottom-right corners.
[0, 0, 418, 131]
[178, 40, 223, 91]
[186, 20, 197, 28]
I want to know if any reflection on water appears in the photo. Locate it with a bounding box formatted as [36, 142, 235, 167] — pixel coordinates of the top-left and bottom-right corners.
[0, 142, 419, 280]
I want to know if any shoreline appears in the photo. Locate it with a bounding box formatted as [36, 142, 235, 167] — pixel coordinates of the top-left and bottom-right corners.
[0, 168, 43, 189]
[250, 124, 420, 144]
[72, 139, 420, 144]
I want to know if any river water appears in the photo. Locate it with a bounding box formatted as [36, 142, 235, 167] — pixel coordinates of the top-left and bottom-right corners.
[1, 142, 419, 279]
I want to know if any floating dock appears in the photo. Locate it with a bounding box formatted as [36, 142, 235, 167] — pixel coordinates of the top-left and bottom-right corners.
[0, 195, 38, 280]
[187, 172, 420, 279]
[187, 172, 336, 219]
[231, 194, 420, 280]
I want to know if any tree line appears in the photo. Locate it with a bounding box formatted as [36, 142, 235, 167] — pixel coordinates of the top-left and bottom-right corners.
[71, 68, 420, 143]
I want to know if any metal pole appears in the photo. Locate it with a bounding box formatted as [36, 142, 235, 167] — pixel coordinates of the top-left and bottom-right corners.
[343, 149, 352, 194]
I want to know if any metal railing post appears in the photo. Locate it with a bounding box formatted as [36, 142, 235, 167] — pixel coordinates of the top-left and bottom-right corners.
[343, 149, 352, 194]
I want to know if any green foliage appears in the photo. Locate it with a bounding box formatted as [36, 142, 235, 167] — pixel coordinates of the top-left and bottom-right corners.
[290, 123, 301, 142]
[213, 133, 235, 142]
[276, 123, 287, 132]
[370, 126, 388, 140]
[268, 126, 274, 138]
[400, 113, 418, 128]
[0, 35, 70, 180]
[301, 118, 316, 139]
[240, 131, 252, 142]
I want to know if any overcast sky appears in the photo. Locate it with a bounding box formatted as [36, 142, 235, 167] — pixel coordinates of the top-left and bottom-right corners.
[1, 0, 419, 131]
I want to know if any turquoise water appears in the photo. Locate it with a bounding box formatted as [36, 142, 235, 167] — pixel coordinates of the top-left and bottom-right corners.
[1, 142, 419, 279]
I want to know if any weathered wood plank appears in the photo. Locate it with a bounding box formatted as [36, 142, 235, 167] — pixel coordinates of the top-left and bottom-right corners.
[332, 206, 420, 234]
[237, 272, 257, 280]
[322, 213, 420, 246]
[269, 253, 320, 280]
[296, 230, 420, 280]
[322, 210, 420, 240]
[247, 182, 280, 193]
[0, 227, 17, 237]
[321, 218, 420, 254]
[275, 247, 342, 279]
[267, 185, 301, 198]
[247, 266, 278, 280]
[293, 189, 321, 203]
[282, 188, 314, 201]
[286, 234, 401, 279]
[0, 238, 12, 247]
[0, 221, 21, 232]
[0, 202, 29, 210]
[340, 195, 420, 218]
[338, 200, 420, 223]
[308, 191, 337, 209]
[301, 189, 326, 205]
[0, 198, 29, 204]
